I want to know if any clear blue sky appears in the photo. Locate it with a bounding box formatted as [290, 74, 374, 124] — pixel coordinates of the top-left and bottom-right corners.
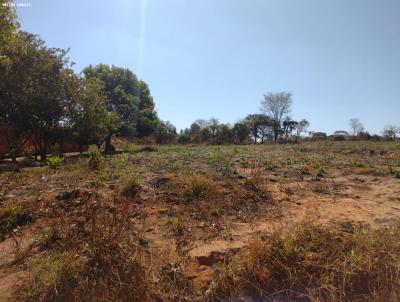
[17, 0, 400, 134]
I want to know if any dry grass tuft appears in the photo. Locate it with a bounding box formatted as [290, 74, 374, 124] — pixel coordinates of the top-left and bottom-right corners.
[184, 174, 216, 200]
[207, 221, 400, 302]
[0, 203, 34, 240]
[22, 197, 154, 302]
[121, 174, 143, 198]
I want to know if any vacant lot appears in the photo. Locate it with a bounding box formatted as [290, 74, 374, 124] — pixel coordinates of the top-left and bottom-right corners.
[1, 141, 400, 301]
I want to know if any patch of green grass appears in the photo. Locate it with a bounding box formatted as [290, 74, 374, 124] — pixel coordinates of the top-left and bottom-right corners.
[47, 156, 63, 170]
[88, 176, 105, 188]
[314, 162, 326, 177]
[126, 143, 141, 154]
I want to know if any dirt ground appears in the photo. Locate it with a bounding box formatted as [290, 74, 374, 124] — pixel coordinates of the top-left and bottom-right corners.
[0, 141, 399, 301]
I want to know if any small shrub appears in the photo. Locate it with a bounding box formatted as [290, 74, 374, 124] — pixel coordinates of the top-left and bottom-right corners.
[314, 162, 326, 177]
[184, 175, 215, 199]
[0, 204, 33, 238]
[87, 145, 103, 169]
[211, 207, 221, 218]
[47, 156, 63, 170]
[122, 175, 143, 197]
[88, 176, 105, 188]
[111, 153, 129, 169]
[168, 217, 185, 236]
[264, 156, 277, 171]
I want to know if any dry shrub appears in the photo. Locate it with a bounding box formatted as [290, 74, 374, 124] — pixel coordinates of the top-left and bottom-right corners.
[0, 203, 34, 240]
[121, 174, 143, 198]
[184, 174, 216, 200]
[242, 163, 273, 203]
[23, 197, 154, 302]
[206, 221, 400, 302]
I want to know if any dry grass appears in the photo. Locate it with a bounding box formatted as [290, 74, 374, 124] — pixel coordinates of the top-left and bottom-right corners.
[206, 221, 400, 302]
[22, 196, 154, 302]
[184, 174, 216, 200]
[1, 141, 400, 301]
[0, 203, 34, 240]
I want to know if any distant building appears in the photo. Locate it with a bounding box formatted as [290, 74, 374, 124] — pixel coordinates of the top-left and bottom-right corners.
[310, 132, 327, 141]
[331, 130, 349, 141]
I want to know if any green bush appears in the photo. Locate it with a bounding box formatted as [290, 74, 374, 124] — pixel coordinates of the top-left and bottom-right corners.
[88, 145, 103, 169]
[126, 143, 140, 154]
[47, 156, 63, 169]
[314, 162, 326, 177]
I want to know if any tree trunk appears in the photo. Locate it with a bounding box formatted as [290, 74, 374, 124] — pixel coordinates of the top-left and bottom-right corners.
[274, 130, 278, 142]
[11, 151, 17, 164]
[104, 135, 115, 154]
[40, 140, 48, 161]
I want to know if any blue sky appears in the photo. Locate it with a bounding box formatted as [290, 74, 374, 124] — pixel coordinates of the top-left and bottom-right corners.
[16, 0, 400, 134]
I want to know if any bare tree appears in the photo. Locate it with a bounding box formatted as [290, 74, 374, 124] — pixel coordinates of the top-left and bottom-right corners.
[194, 119, 211, 130]
[296, 119, 310, 140]
[260, 92, 293, 141]
[382, 125, 399, 140]
[349, 118, 364, 136]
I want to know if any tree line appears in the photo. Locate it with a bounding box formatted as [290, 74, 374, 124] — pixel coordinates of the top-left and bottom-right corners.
[172, 92, 310, 145]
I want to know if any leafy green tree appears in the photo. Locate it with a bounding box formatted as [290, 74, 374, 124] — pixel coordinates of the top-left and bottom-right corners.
[215, 124, 233, 144]
[155, 121, 177, 144]
[177, 129, 192, 144]
[137, 109, 159, 138]
[233, 122, 250, 144]
[83, 64, 158, 151]
[245, 114, 272, 144]
[282, 117, 298, 142]
[0, 32, 70, 160]
[66, 73, 110, 150]
[189, 122, 201, 143]
[0, 0, 19, 67]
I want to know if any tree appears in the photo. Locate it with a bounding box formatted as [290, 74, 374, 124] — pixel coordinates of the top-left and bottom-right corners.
[0, 32, 71, 160]
[137, 109, 159, 138]
[0, 0, 19, 67]
[83, 64, 158, 151]
[189, 122, 202, 143]
[296, 119, 310, 139]
[233, 122, 250, 144]
[177, 129, 191, 144]
[137, 80, 159, 137]
[260, 92, 293, 141]
[215, 124, 234, 144]
[208, 118, 220, 143]
[349, 118, 364, 136]
[194, 119, 211, 129]
[155, 121, 177, 144]
[382, 125, 399, 140]
[245, 114, 272, 144]
[282, 117, 298, 142]
[67, 74, 110, 149]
